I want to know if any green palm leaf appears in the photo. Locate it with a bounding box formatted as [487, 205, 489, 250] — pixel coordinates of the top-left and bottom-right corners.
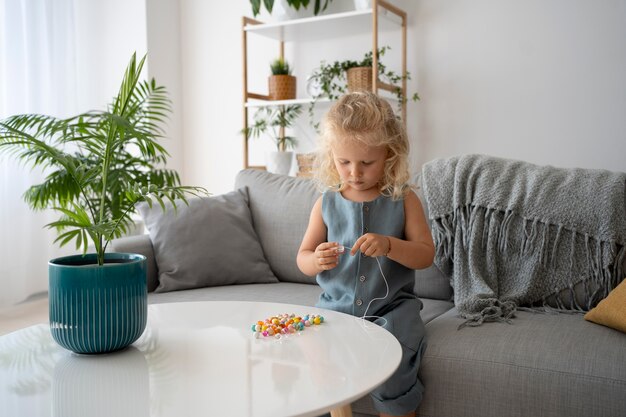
[0, 52, 208, 266]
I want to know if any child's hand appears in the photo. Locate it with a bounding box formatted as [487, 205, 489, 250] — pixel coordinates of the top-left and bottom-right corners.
[315, 242, 343, 271]
[351, 233, 391, 257]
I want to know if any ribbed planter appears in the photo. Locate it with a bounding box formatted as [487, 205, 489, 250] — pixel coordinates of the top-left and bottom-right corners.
[49, 253, 147, 354]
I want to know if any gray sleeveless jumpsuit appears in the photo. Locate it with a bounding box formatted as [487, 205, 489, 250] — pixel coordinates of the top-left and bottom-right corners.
[317, 191, 427, 415]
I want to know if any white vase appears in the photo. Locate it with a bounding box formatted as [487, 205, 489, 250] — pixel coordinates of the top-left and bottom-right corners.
[272, 0, 315, 21]
[353, 0, 372, 10]
[266, 151, 293, 175]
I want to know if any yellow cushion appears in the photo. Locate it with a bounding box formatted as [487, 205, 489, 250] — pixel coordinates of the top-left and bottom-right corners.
[584, 278, 626, 333]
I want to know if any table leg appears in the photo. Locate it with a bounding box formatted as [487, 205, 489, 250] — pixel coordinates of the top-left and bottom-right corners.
[330, 404, 352, 417]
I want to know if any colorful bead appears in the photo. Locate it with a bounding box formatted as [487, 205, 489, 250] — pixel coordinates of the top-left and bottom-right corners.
[252, 312, 325, 338]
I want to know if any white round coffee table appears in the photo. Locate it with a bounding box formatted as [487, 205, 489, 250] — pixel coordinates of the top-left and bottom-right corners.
[0, 300, 401, 417]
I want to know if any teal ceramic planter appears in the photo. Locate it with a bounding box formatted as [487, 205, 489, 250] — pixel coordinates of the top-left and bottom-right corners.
[49, 253, 147, 354]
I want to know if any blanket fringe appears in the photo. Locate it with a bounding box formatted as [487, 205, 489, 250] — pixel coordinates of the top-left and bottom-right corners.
[458, 299, 517, 329]
[431, 204, 625, 319]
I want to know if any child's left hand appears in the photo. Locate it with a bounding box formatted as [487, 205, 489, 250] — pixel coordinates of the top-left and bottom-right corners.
[350, 233, 391, 257]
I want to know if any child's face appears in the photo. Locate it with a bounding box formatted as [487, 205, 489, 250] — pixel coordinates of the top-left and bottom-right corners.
[332, 139, 387, 193]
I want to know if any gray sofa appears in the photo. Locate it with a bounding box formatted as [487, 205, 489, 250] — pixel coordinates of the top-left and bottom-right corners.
[112, 168, 626, 417]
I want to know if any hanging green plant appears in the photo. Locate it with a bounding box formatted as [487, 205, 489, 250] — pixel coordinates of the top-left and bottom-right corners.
[307, 46, 420, 130]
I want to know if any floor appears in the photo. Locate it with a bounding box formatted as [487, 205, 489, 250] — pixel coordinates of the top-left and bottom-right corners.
[0, 293, 48, 336]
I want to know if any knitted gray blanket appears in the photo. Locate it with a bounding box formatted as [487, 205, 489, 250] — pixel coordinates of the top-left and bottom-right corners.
[422, 154, 626, 327]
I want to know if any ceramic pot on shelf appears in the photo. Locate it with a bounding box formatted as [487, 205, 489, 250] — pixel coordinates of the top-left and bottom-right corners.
[266, 151, 293, 175]
[346, 67, 373, 92]
[268, 74, 296, 100]
[272, 0, 315, 20]
[354, 0, 372, 10]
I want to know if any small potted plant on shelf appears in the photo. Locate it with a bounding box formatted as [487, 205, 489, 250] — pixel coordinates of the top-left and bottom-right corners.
[250, 0, 332, 18]
[0, 53, 207, 354]
[306, 46, 420, 128]
[269, 57, 296, 100]
[242, 104, 303, 175]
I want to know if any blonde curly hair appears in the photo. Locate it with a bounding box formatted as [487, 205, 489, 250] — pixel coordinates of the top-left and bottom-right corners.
[314, 91, 410, 200]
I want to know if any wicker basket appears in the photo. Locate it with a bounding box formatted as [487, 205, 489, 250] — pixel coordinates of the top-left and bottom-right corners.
[268, 75, 296, 100]
[296, 153, 316, 178]
[346, 67, 373, 92]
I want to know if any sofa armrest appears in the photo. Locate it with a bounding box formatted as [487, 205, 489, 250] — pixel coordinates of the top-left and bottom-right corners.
[110, 234, 159, 292]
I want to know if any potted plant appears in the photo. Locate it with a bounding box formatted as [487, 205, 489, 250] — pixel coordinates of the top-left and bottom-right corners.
[242, 104, 302, 175]
[307, 46, 420, 129]
[0, 53, 206, 354]
[269, 57, 296, 100]
[250, 0, 332, 18]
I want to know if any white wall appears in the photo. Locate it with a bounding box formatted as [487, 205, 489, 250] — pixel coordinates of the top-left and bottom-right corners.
[152, 0, 626, 195]
[177, 0, 249, 193]
[145, 0, 184, 175]
[73, 0, 148, 112]
[413, 0, 626, 172]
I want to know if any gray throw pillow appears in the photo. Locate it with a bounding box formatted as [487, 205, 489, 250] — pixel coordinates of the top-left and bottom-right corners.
[138, 189, 278, 293]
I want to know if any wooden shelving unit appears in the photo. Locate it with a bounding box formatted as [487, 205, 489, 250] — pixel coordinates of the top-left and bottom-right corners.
[242, 0, 407, 169]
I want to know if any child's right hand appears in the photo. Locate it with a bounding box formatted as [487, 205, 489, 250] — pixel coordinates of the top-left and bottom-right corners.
[314, 242, 343, 271]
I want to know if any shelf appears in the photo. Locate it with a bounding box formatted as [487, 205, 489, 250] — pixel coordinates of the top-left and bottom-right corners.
[242, 2, 408, 169]
[244, 9, 402, 42]
[245, 97, 331, 108]
[244, 92, 398, 109]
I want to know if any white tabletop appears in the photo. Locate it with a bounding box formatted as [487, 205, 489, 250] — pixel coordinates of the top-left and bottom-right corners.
[0, 300, 401, 417]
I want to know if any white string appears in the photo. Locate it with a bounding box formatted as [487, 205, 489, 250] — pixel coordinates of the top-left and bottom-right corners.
[360, 256, 389, 327]
[337, 244, 390, 327]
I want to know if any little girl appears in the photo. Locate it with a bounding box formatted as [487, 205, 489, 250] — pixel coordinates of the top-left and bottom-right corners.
[297, 91, 435, 417]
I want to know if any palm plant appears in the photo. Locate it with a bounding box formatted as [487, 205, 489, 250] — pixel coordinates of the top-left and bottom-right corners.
[0, 53, 206, 266]
[243, 104, 303, 151]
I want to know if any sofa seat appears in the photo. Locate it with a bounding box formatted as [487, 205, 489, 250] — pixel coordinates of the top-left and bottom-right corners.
[148, 282, 454, 326]
[416, 308, 626, 417]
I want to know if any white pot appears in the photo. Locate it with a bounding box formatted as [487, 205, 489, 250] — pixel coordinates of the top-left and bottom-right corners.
[353, 0, 372, 10]
[266, 151, 293, 175]
[273, 0, 315, 20]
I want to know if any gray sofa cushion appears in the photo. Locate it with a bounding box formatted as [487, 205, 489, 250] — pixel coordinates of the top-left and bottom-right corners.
[235, 169, 321, 284]
[417, 308, 626, 417]
[138, 189, 278, 292]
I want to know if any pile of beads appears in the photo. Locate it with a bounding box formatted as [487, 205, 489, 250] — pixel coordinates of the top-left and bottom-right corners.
[251, 313, 324, 339]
